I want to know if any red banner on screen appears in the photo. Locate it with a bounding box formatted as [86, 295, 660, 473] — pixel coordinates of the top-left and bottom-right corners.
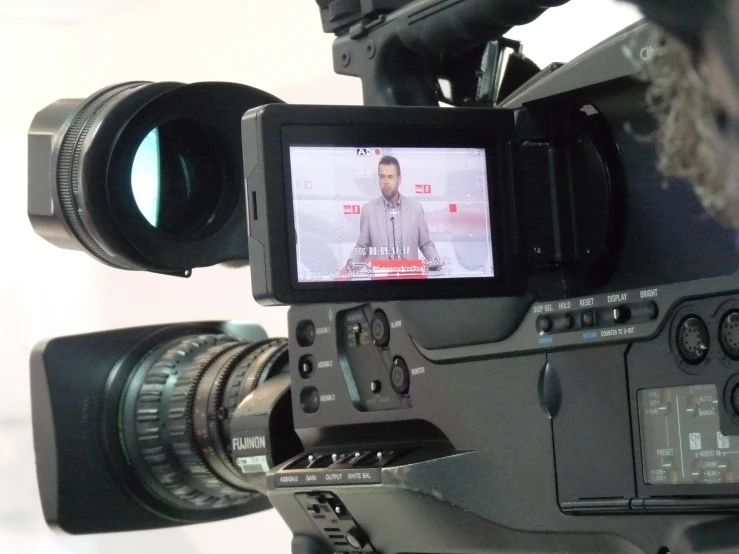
[370, 260, 428, 280]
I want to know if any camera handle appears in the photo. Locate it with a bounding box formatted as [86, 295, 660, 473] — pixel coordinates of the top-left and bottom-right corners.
[325, 0, 570, 106]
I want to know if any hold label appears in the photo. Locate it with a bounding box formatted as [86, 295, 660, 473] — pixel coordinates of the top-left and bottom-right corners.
[316, 326, 331, 335]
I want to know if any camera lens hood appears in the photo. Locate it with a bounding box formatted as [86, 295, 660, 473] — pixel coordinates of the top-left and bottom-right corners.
[28, 81, 282, 276]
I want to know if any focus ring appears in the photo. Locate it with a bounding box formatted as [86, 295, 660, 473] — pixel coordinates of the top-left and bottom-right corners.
[220, 340, 285, 417]
[212, 339, 277, 417]
[57, 82, 146, 268]
[248, 342, 288, 393]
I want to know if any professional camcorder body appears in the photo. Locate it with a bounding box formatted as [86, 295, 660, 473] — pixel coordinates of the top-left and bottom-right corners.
[26, 1, 739, 553]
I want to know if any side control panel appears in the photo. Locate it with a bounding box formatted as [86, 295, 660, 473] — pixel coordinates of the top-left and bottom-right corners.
[561, 293, 739, 514]
[271, 449, 405, 488]
[291, 303, 415, 417]
[296, 492, 375, 553]
[337, 306, 409, 411]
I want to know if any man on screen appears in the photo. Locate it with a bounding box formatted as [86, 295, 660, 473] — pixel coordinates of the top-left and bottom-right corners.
[347, 156, 440, 267]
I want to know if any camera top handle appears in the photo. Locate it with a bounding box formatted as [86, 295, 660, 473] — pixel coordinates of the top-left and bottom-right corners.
[317, 0, 570, 106]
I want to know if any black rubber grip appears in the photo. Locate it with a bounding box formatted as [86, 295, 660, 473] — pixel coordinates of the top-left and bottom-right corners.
[395, 0, 571, 55]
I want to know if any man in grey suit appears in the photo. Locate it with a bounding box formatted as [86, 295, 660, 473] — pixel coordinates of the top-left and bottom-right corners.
[348, 156, 440, 267]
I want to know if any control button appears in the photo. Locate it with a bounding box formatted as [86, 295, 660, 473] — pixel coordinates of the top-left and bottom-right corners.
[370, 380, 382, 393]
[557, 313, 575, 332]
[630, 301, 659, 321]
[369, 451, 395, 466]
[612, 306, 631, 325]
[537, 316, 553, 334]
[298, 355, 314, 379]
[352, 323, 363, 345]
[331, 453, 354, 465]
[720, 310, 739, 360]
[371, 310, 390, 347]
[347, 451, 373, 466]
[676, 315, 709, 365]
[378, 450, 395, 462]
[581, 311, 595, 328]
[307, 454, 333, 469]
[390, 357, 410, 395]
[692, 458, 706, 481]
[296, 320, 316, 347]
[345, 528, 368, 550]
[539, 314, 574, 334]
[300, 387, 320, 414]
[645, 301, 659, 320]
[686, 394, 700, 417]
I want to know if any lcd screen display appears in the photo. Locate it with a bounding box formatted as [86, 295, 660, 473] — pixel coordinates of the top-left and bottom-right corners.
[288, 146, 495, 283]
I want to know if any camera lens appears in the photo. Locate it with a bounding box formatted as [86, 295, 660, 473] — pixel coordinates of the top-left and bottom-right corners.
[131, 121, 224, 237]
[119, 333, 289, 511]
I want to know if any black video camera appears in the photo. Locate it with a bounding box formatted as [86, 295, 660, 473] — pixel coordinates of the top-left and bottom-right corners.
[26, 1, 739, 553]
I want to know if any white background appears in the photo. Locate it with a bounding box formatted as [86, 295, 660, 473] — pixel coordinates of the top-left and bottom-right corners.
[0, 0, 641, 552]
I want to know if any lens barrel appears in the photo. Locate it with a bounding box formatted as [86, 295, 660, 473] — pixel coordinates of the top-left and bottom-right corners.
[28, 81, 282, 276]
[119, 333, 291, 510]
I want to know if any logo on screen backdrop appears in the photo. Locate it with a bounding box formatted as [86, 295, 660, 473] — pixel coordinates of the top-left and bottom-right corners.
[344, 205, 361, 215]
[415, 184, 432, 195]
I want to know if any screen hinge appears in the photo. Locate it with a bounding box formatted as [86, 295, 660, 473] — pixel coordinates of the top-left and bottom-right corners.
[517, 140, 578, 269]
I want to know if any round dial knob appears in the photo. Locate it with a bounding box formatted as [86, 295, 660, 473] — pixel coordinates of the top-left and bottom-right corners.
[371, 310, 391, 347]
[390, 357, 410, 395]
[676, 315, 709, 365]
[720, 310, 739, 360]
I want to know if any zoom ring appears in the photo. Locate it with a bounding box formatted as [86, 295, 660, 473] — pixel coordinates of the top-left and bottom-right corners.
[132, 334, 254, 509]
